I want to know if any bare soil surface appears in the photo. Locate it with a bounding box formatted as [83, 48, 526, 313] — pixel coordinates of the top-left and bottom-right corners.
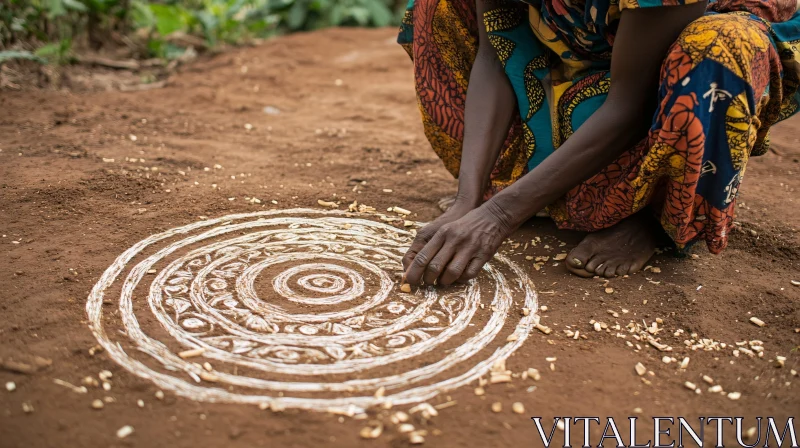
[1, 27, 798, 448]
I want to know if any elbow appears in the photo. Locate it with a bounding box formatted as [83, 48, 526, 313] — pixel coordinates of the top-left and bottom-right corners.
[600, 95, 655, 131]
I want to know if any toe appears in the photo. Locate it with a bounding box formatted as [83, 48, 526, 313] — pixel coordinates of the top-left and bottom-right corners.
[566, 264, 594, 278]
[628, 259, 649, 275]
[567, 240, 596, 271]
[616, 262, 631, 277]
[602, 263, 618, 278]
[584, 255, 605, 274]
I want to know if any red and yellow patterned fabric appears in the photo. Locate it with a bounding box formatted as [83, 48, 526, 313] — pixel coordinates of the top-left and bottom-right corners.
[398, 0, 800, 253]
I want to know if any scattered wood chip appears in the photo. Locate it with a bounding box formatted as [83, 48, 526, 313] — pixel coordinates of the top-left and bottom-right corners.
[400, 283, 412, 293]
[392, 206, 412, 215]
[399, 424, 415, 433]
[474, 387, 485, 396]
[634, 363, 647, 376]
[409, 433, 425, 445]
[434, 400, 457, 410]
[317, 199, 339, 208]
[0, 356, 52, 374]
[359, 422, 383, 439]
[512, 402, 525, 414]
[491, 402, 502, 413]
[178, 348, 206, 359]
[684, 381, 697, 391]
[5, 382, 15, 392]
[374, 386, 385, 399]
[749, 317, 765, 327]
[680, 357, 690, 369]
[702, 375, 714, 384]
[200, 372, 219, 382]
[391, 411, 409, 424]
[490, 373, 511, 384]
[91, 399, 104, 410]
[727, 391, 742, 400]
[409, 403, 438, 418]
[647, 337, 673, 352]
[534, 323, 552, 334]
[53, 378, 88, 394]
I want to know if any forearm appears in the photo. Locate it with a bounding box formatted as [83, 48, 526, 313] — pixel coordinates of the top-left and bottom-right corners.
[486, 99, 651, 229]
[455, 50, 517, 206]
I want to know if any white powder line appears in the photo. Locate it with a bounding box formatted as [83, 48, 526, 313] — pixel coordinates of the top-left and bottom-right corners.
[87, 208, 539, 413]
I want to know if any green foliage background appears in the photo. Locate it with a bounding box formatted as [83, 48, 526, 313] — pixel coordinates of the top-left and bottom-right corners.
[0, 0, 404, 62]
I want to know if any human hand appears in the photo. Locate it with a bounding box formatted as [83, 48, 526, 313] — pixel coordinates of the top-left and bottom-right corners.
[402, 202, 512, 286]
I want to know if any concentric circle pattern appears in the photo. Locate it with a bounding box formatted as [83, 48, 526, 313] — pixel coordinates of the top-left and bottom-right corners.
[87, 209, 538, 413]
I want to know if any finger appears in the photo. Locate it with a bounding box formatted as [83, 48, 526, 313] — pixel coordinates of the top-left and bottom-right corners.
[423, 242, 457, 286]
[404, 232, 446, 285]
[457, 257, 486, 283]
[439, 251, 475, 286]
[402, 233, 432, 271]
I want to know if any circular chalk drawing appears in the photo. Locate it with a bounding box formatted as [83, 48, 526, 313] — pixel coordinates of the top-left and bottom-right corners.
[87, 208, 538, 413]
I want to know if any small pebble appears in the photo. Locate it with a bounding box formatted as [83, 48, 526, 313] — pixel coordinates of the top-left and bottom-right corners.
[512, 402, 525, 414]
[91, 399, 104, 410]
[117, 425, 134, 439]
[491, 402, 502, 413]
[409, 433, 425, 444]
[5, 381, 16, 392]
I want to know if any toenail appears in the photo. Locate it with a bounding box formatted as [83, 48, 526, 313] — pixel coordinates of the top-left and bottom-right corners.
[572, 258, 582, 267]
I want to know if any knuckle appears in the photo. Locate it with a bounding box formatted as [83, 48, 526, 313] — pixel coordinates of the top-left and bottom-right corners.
[412, 254, 428, 266]
[445, 266, 462, 277]
[427, 262, 441, 273]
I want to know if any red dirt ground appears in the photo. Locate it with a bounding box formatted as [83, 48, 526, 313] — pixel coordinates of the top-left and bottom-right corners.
[1, 28, 798, 448]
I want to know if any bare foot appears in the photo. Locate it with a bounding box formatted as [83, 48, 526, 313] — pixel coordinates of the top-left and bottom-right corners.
[565, 213, 659, 278]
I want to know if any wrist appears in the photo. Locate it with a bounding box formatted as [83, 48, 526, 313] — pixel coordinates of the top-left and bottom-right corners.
[481, 199, 515, 234]
[452, 192, 483, 210]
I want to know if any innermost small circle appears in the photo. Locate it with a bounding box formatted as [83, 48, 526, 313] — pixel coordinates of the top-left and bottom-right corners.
[271, 263, 366, 306]
[298, 274, 346, 294]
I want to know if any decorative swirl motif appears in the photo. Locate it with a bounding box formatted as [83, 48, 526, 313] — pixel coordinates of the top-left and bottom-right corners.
[86, 209, 538, 413]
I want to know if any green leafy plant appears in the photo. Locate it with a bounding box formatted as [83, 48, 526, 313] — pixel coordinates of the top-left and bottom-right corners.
[34, 38, 74, 64]
[0, 50, 47, 64]
[1, 0, 404, 65]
